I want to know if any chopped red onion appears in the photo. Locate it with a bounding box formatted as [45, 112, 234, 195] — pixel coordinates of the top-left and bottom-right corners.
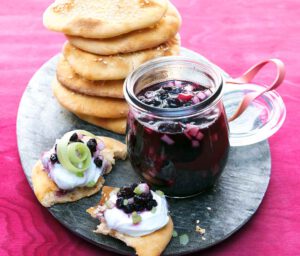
[188, 127, 199, 137]
[192, 140, 200, 148]
[196, 131, 204, 140]
[184, 85, 194, 91]
[174, 80, 182, 87]
[161, 134, 175, 145]
[192, 96, 200, 104]
[197, 91, 207, 101]
[167, 81, 174, 87]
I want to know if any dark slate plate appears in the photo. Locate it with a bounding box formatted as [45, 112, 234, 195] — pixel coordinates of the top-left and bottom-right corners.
[17, 48, 271, 255]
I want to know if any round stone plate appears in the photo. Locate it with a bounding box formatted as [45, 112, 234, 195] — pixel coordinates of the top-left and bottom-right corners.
[17, 48, 271, 255]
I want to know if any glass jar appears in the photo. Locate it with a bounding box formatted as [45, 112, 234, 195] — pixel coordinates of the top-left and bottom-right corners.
[124, 56, 285, 197]
[124, 57, 230, 197]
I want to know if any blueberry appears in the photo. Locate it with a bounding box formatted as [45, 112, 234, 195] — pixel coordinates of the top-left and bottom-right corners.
[158, 122, 182, 133]
[169, 88, 182, 95]
[118, 187, 134, 198]
[167, 98, 182, 108]
[134, 195, 147, 205]
[152, 99, 161, 107]
[123, 204, 134, 214]
[94, 157, 103, 168]
[162, 86, 173, 91]
[134, 204, 145, 212]
[50, 153, 58, 164]
[158, 90, 169, 100]
[87, 138, 97, 154]
[146, 98, 161, 107]
[116, 198, 124, 209]
[69, 133, 78, 142]
[141, 192, 153, 200]
[146, 199, 158, 210]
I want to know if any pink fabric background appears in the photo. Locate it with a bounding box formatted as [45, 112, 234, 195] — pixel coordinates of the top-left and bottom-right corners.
[1, 0, 299, 255]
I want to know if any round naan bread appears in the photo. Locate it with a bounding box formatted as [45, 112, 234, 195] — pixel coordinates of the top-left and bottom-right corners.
[56, 56, 124, 98]
[63, 35, 180, 80]
[52, 78, 129, 118]
[43, 0, 168, 39]
[66, 3, 181, 55]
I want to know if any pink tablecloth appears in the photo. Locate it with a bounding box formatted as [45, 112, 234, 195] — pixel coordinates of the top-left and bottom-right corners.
[1, 0, 299, 255]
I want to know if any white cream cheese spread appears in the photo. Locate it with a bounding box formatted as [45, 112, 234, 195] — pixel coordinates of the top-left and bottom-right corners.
[103, 191, 169, 237]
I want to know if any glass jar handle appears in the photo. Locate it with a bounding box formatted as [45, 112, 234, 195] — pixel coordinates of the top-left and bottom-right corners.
[226, 59, 285, 122]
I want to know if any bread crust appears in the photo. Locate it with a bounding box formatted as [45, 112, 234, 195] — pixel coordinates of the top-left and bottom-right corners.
[43, 0, 168, 39]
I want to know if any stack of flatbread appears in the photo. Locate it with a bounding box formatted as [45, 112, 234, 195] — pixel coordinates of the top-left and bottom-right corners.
[43, 0, 182, 134]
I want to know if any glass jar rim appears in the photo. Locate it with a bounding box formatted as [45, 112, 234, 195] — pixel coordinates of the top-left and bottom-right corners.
[124, 56, 224, 118]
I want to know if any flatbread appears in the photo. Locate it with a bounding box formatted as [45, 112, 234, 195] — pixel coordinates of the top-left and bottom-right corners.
[63, 35, 180, 80]
[52, 78, 129, 118]
[88, 186, 173, 256]
[32, 138, 127, 207]
[43, 0, 168, 39]
[66, 3, 181, 55]
[56, 56, 124, 98]
[76, 113, 127, 135]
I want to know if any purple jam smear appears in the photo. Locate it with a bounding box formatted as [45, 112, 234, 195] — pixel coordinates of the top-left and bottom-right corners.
[137, 80, 212, 108]
[127, 80, 230, 197]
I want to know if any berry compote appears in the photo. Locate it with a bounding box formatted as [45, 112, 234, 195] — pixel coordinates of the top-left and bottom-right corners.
[126, 80, 230, 197]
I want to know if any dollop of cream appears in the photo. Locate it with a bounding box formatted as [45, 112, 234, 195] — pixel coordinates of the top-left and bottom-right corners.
[49, 160, 103, 190]
[104, 191, 169, 237]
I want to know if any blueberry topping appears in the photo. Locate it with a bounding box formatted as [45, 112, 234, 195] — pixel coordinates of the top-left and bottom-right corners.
[69, 133, 78, 142]
[134, 204, 144, 212]
[50, 153, 58, 164]
[117, 186, 134, 198]
[134, 195, 147, 205]
[115, 183, 158, 214]
[116, 198, 124, 209]
[146, 199, 158, 210]
[123, 204, 134, 214]
[141, 192, 153, 199]
[87, 138, 97, 154]
[94, 157, 103, 168]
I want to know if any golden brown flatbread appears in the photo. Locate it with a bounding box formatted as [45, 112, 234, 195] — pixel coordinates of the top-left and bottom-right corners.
[76, 113, 127, 135]
[56, 56, 124, 98]
[32, 138, 127, 207]
[66, 3, 181, 55]
[52, 78, 129, 118]
[87, 186, 173, 256]
[63, 35, 180, 80]
[43, 0, 168, 39]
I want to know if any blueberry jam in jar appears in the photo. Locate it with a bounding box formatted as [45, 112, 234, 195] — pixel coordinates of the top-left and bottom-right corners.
[124, 57, 230, 197]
